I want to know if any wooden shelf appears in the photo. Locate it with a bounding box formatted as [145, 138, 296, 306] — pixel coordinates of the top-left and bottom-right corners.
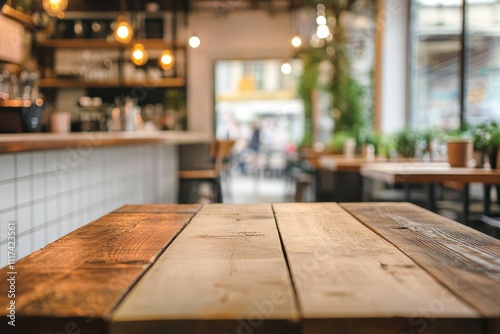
[39, 78, 185, 88]
[0, 99, 37, 108]
[36, 39, 183, 49]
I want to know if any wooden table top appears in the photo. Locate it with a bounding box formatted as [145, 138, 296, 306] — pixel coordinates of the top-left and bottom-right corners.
[1, 203, 499, 334]
[312, 155, 449, 173]
[361, 162, 500, 184]
[312, 155, 380, 172]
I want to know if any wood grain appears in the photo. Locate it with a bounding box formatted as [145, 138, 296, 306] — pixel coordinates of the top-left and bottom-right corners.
[273, 203, 479, 334]
[111, 204, 299, 334]
[113, 204, 201, 214]
[342, 202, 500, 320]
[0, 211, 194, 334]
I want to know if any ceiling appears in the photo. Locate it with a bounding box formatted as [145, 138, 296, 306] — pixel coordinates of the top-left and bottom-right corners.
[65, 0, 307, 13]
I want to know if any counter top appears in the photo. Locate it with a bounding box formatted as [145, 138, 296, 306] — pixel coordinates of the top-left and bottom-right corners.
[0, 131, 211, 153]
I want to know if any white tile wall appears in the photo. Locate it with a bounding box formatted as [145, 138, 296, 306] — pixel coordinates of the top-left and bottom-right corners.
[0, 154, 15, 181]
[0, 143, 177, 267]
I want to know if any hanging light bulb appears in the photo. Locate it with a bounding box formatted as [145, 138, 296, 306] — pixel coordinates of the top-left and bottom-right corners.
[291, 35, 302, 48]
[115, 15, 134, 44]
[189, 35, 201, 48]
[281, 62, 292, 75]
[316, 24, 330, 39]
[42, 0, 68, 18]
[159, 49, 175, 70]
[316, 16, 327, 25]
[131, 43, 148, 66]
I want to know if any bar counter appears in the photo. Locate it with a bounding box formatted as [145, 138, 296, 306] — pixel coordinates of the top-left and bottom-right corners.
[1, 203, 499, 334]
[0, 131, 210, 267]
[0, 131, 210, 153]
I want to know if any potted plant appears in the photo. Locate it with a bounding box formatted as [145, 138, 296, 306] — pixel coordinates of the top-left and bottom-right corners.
[394, 129, 420, 159]
[472, 122, 500, 168]
[374, 133, 396, 159]
[327, 130, 354, 154]
[420, 128, 445, 161]
[446, 129, 474, 167]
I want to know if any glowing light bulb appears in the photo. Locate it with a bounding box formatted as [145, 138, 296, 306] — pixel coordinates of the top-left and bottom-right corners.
[316, 16, 327, 25]
[281, 62, 292, 75]
[189, 36, 201, 48]
[291, 35, 302, 48]
[160, 50, 175, 70]
[115, 16, 134, 44]
[42, 0, 68, 18]
[131, 44, 148, 66]
[316, 24, 330, 39]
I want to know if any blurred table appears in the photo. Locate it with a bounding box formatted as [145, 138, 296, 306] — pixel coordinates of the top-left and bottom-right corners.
[361, 162, 500, 224]
[310, 154, 379, 172]
[1, 203, 499, 334]
[308, 155, 386, 201]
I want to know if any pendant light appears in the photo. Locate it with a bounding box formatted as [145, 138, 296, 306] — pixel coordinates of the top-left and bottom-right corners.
[291, 35, 302, 48]
[189, 35, 201, 49]
[42, 0, 68, 18]
[131, 43, 148, 66]
[159, 0, 177, 71]
[130, 7, 148, 67]
[289, 7, 302, 48]
[115, 14, 134, 44]
[114, 0, 134, 44]
[159, 49, 175, 70]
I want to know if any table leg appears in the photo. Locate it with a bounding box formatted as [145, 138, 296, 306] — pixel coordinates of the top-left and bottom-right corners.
[462, 183, 470, 226]
[484, 184, 491, 216]
[404, 184, 411, 202]
[427, 183, 436, 212]
[362, 177, 371, 202]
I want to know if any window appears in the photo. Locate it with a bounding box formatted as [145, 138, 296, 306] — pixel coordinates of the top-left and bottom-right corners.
[214, 59, 304, 150]
[410, 0, 500, 129]
[467, 1, 500, 124]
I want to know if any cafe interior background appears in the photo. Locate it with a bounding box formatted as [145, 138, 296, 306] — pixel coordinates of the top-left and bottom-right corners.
[1, 0, 500, 266]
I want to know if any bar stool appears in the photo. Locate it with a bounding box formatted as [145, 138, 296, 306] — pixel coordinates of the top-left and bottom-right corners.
[178, 140, 234, 204]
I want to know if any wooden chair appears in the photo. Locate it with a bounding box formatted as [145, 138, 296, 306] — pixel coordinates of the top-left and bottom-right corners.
[178, 140, 235, 204]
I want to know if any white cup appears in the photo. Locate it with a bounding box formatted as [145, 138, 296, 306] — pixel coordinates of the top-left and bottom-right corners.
[51, 112, 71, 133]
[344, 138, 356, 158]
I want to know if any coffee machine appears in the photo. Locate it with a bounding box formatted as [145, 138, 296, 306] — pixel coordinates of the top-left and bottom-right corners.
[0, 70, 45, 133]
[0, 100, 45, 133]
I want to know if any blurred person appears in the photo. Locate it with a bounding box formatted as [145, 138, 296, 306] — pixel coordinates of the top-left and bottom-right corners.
[247, 122, 261, 176]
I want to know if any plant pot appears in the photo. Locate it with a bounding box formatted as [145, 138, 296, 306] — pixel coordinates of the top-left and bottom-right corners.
[447, 140, 473, 167]
[489, 147, 499, 169]
[473, 149, 486, 168]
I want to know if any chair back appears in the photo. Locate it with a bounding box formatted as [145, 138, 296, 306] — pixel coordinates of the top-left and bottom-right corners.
[213, 140, 235, 172]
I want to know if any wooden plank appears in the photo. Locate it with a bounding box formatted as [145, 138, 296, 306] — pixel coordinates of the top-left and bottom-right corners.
[111, 204, 299, 334]
[273, 203, 480, 334]
[341, 202, 500, 320]
[113, 204, 201, 214]
[0, 211, 195, 334]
